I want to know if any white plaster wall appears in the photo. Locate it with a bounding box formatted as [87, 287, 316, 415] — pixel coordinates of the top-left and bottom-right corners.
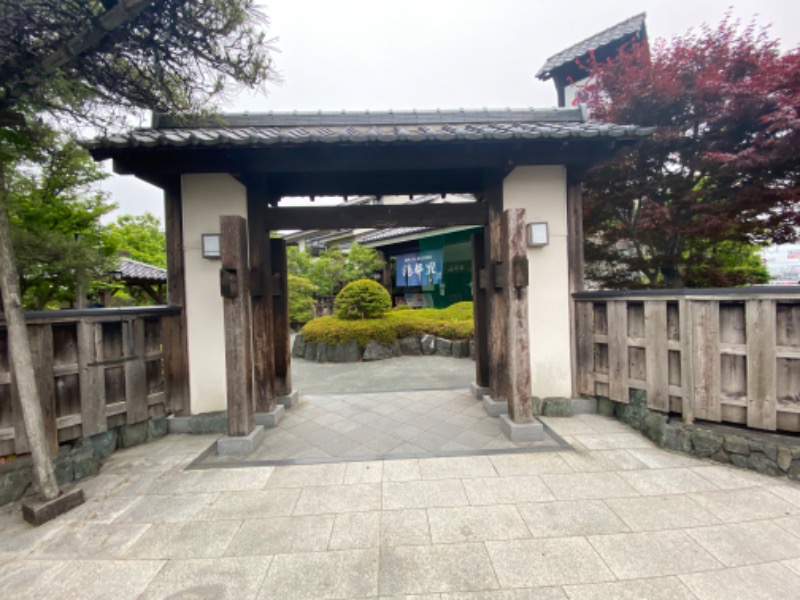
[181, 174, 247, 414]
[503, 166, 573, 398]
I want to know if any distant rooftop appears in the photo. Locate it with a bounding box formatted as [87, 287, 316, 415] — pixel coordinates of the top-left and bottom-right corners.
[536, 13, 647, 80]
[117, 257, 166, 282]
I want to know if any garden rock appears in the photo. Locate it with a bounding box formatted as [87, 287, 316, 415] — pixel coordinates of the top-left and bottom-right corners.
[421, 334, 436, 355]
[303, 341, 318, 361]
[292, 334, 306, 358]
[452, 340, 470, 359]
[399, 336, 421, 356]
[315, 342, 330, 363]
[329, 340, 361, 363]
[435, 337, 453, 357]
[363, 340, 394, 361]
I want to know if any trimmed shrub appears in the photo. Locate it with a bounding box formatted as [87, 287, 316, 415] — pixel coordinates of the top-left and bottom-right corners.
[288, 274, 317, 324]
[300, 301, 474, 349]
[334, 279, 391, 320]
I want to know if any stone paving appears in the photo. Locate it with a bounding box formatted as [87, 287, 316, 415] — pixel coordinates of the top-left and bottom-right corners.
[200, 389, 565, 466]
[2, 394, 800, 598]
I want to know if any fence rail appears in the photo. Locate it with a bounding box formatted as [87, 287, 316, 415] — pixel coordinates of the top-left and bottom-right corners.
[573, 288, 800, 433]
[0, 306, 185, 456]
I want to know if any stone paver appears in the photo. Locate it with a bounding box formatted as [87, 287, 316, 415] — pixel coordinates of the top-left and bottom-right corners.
[2, 394, 800, 598]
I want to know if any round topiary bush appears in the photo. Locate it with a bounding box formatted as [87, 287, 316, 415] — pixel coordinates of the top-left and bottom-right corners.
[334, 279, 391, 320]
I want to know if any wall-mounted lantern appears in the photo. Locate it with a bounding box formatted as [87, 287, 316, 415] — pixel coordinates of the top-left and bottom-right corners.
[527, 222, 549, 248]
[201, 233, 221, 259]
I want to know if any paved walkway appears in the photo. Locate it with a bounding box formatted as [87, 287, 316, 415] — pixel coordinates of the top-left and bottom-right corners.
[2, 408, 800, 598]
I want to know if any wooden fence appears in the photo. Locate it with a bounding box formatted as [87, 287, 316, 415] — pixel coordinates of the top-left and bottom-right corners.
[0, 306, 186, 456]
[573, 288, 800, 433]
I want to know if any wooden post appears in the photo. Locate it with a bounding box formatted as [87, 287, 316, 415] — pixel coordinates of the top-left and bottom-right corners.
[220, 216, 254, 437]
[574, 301, 595, 396]
[123, 318, 148, 424]
[566, 179, 585, 397]
[503, 209, 533, 424]
[678, 298, 695, 424]
[271, 238, 292, 397]
[471, 230, 489, 388]
[162, 178, 190, 415]
[691, 301, 721, 422]
[607, 301, 629, 403]
[485, 172, 509, 403]
[247, 178, 276, 413]
[746, 299, 777, 430]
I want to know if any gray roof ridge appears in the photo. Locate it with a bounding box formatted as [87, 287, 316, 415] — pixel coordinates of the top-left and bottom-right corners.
[151, 106, 584, 129]
[536, 12, 647, 80]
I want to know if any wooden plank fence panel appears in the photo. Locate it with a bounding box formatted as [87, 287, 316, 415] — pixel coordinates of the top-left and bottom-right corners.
[746, 300, 777, 430]
[78, 320, 105, 437]
[124, 319, 148, 424]
[608, 301, 629, 403]
[645, 301, 670, 412]
[691, 301, 721, 422]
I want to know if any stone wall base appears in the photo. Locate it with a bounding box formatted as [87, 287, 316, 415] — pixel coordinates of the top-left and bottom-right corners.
[0, 416, 168, 508]
[598, 391, 800, 481]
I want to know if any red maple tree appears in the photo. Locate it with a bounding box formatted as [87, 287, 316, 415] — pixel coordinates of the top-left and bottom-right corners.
[579, 16, 800, 288]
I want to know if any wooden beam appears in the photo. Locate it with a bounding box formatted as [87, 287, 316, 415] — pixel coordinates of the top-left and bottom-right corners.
[246, 178, 276, 413]
[220, 216, 254, 437]
[263, 202, 487, 232]
[503, 209, 533, 423]
[161, 177, 190, 415]
[271, 238, 292, 397]
[566, 179, 585, 397]
[471, 231, 489, 388]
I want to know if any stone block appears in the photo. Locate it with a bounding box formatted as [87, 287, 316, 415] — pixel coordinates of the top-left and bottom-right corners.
[70, 439, 99, 481]
[452, 340, 470, 359]
[777, 447, 793, 472]
[541, 397, 574, 418]
[642, 412, 668, 445]
[292, 334, 306, 358]
[188, 411, 228, 434]
[571, 397, 597, 415]
[616, 392, 648, 430]
[710, 449, 731, 464]
[420, 334, 436, 355]
[167, 415, 191, 434]
[691, 429, 723, 457]
[730, 453, 749, 469]
[470, 382, 489, 399]
[499, 415, 545, 442]
[482, 396, 508, 417]
[148, 416, 168, 439]
[723, 435, 751, 455]
[392, 340, 402, 357]
[217, 425, 265, 456]
[22, 486, 85, 526]
[661, 423, 692, 454]
[596, 397, 616, 417]
[315, 342, 330, 363]
[89, 429, 118, 460]
[53, 449, 74, 486]
[363, 340, 394, 361]
[329, 340, 361, 363]
[255, 405, 285, 428]
[435, 337, 453, 357]
[277, 390, 299, 409]
[469, 339, 475, 360]
[303, 341, 318, 361]
[747, 452, 782, 476]
[119, 421, 149, 449]
[0, 457, 33, 507]
[789, 459, 800, 481]
[399, 336, 422, 356]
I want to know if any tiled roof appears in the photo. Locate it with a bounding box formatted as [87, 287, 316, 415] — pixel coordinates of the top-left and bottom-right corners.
[357, 227, 432, 244]
[536, 13, 647, 80]
[91, 107, 651, 153]
[117, 257, 166, 282]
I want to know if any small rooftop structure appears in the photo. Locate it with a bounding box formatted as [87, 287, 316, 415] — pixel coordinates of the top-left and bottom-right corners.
[117, 257, 167, 283]
[536, 13, 648, 107]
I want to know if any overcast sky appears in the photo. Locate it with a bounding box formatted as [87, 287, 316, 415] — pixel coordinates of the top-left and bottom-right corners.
[98, 0, 800, 223]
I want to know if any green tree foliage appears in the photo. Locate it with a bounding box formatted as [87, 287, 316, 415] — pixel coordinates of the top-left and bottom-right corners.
[287, 245, 312, 278]
[580, 16, 800, 288]
[334, 279, 391, 320]
[288, 274, 316, 324]
[6, 130, 116, 309]
[105, 212, 166, 268]
[344, 243, 386, 282]
[297, 243, 385, 296]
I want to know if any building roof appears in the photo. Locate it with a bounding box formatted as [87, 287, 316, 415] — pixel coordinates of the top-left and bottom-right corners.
[117, 257, 166, 283]
[536, 13, 647, 80]
[358, 227, 432, 244]
[91, 107, 651, 156]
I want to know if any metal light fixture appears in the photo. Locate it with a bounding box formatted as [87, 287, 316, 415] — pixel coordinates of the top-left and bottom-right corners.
[526, 222, 549, 247]
[201, 233, 221, 259]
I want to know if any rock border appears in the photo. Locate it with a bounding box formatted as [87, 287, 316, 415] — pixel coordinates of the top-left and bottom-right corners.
[292, 333, 475, 363]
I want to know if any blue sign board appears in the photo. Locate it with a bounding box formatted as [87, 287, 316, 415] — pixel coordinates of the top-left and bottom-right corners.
[395, 249, 443, 287]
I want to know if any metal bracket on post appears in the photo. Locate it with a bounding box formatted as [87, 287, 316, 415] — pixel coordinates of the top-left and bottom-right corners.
[512, 256, 529, 289]
[493, 262, 506, 289]
[220, 268, 238, 299]
[249, 269, 263, 297]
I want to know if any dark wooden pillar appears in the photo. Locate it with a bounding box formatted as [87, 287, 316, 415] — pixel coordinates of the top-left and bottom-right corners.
[503, 209, 533, 423]
[162, 177, 190, 415]
[246, 178, 276, 413]
[220, 216, 254, 436]
[485, 172, 509, 403]
[270, 238, 292, 397]
[471, 230, 489, 388]
[566, 174, 586, 398]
